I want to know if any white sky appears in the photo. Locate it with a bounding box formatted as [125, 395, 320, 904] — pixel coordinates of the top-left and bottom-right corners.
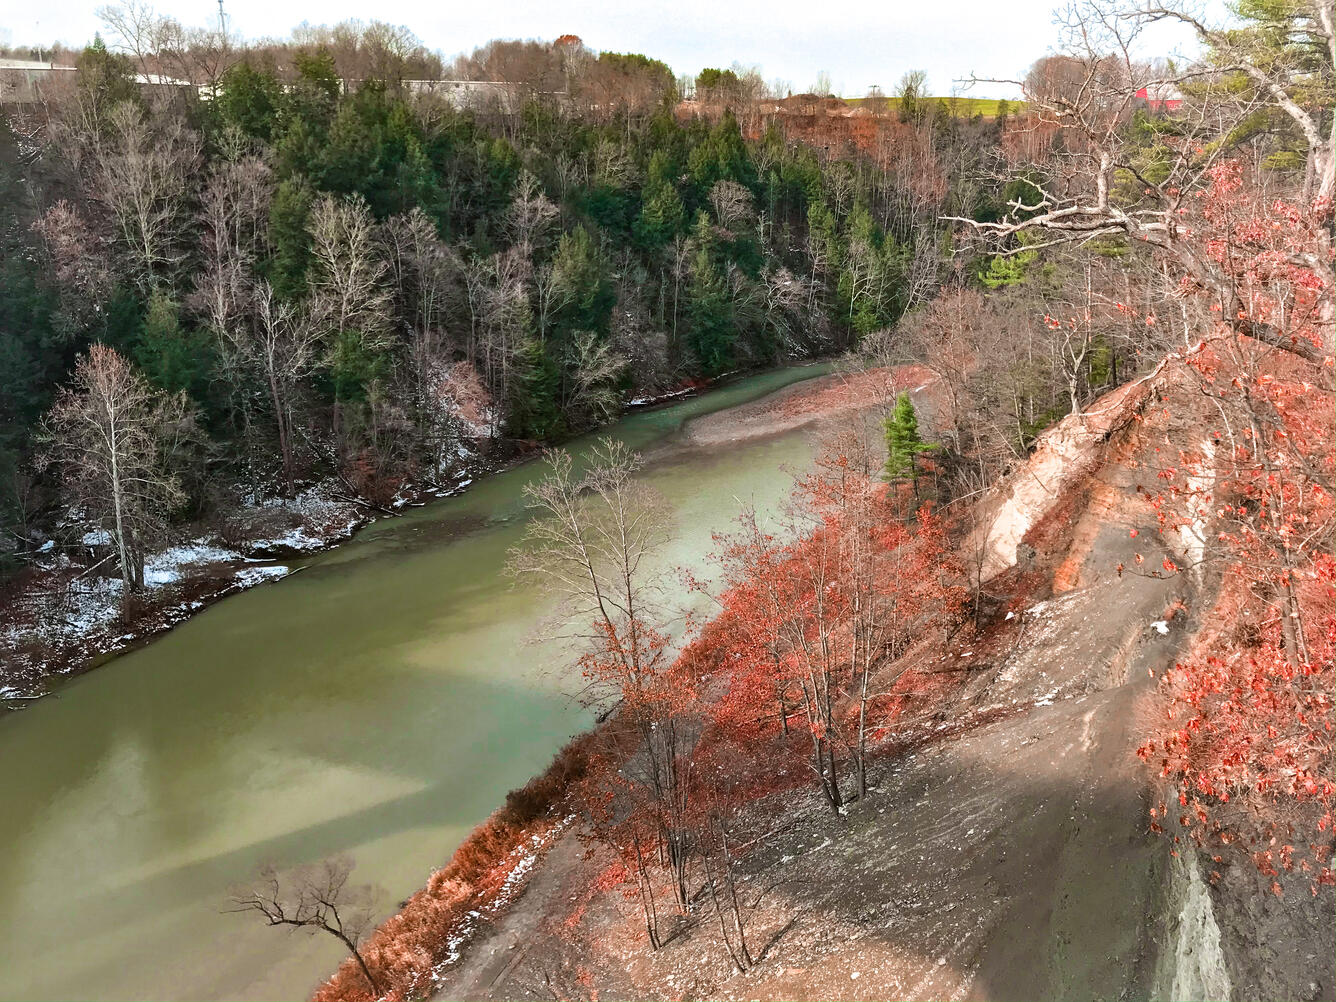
[1, 0, 1215, 99]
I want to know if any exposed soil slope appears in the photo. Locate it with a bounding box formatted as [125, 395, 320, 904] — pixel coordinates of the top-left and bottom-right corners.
[428, 368, 1335, 1002]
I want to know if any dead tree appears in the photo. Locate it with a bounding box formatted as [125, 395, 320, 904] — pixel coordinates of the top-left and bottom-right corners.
[230, 856, 383, 998]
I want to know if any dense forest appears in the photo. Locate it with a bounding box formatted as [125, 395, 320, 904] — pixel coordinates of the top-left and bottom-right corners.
[0, 23, 1144, 587]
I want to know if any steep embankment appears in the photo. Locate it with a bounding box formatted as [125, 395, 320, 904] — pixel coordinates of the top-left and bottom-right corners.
[427, 366, 1334, 1002]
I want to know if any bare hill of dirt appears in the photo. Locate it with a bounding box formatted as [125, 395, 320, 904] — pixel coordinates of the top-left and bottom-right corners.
[429, 368, 1334, 1002]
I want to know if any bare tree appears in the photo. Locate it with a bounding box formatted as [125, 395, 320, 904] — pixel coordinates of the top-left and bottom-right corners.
[308, 193, 394, 451]
[380, 207, 461, 432]
[507, 440, 674, 700]
[505, 170, 560, 249]
[508, 441, 697, 910]
[98, 0, 232, 85]
[707, 179, 755, 230]
[253, 284, 323, 492]
[97, 0, 170, 80]
[950, 0, 1334, 361]
[534, 256, 574, 345]
[563, 331, 628, 429]
[761, 265, 819, 355]
[32, 199, 113, 307]
[308, 194, 392, 346]
[91, 102, 202, 289]
[895, 69, 928, 124]
[478, 245, 534, 421]
[230, 856, 382, 998]
[609, 286, 671, 391]
[42, 345, 196, 594]
[287, 19, 440, 87]
[193, 151, 272, 339]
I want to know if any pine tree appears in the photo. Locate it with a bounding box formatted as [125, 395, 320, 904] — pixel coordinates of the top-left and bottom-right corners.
[882, 392, 929, 484]
[686, 214, 735, 375]
[634, 153, 685, 250]
[133, 291, 215, 404]
[266, 178, 314, 301]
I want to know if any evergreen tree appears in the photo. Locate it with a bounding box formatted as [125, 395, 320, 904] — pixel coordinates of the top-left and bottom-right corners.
[213, 61, 284, 141]
[686, 214, 734, 375]
[883, 392, 930, 484]
[267, 178, 315, 300]
[75, 35, 140, 121]
[549, 226, 615, 340]
[133, 292, 215, 405]
[633, 152, 685, 250]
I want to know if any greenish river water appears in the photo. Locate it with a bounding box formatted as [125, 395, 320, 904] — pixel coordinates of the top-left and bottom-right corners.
[0, 364, 829, 1000]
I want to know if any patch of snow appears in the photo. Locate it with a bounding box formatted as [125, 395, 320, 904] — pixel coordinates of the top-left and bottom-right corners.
[143, 543, 239, 587]
[1151, 620, 1170, 635]
[627, 386, 696, 407]
[236, 565, 290, 586]
[81, 528, 112, 546]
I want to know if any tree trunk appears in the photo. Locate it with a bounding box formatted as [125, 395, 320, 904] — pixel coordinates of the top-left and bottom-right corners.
[335, 934, 381, 998]
[109, 417, 134, 596]
[267, 368, 293, 495]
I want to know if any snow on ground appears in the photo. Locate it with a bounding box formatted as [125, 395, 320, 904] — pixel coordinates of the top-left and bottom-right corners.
[628, 386, 698, 407]
[143, 543, 242, 586]
[4, 460, 496, 703]
[236, 481, 366, 554]
[0, 532, 293, 697]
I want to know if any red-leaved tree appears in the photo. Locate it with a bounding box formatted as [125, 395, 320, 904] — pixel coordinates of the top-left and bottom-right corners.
[1135, 161, 1335, 891]
[707, 436, 968, 810]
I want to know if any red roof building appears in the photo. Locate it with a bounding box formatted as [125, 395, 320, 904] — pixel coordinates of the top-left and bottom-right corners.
[1135, 85, 1183, 112]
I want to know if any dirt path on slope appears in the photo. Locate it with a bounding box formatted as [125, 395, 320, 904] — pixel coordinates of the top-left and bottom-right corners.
[704, 522, 1189, 1002]
[438, 829, 589, 1000]
[431, 515, 1192, 1002]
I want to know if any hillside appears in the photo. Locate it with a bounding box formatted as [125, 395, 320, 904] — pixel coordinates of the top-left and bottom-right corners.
[423, 367, 1332, 1002]
[2, 3, 1332, 999]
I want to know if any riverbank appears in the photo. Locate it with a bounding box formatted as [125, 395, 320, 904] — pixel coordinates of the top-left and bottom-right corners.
[0, 469, 486, 706]
[0, 362, 853, 1002]
[0, 363, 842, 710]
[381, 367, 1332, 1002]
[304, 362, 940, 1001]
[683, 363, 937, 447]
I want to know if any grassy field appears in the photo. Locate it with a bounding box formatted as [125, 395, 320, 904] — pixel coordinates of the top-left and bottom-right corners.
[842, 95, 1023, 117]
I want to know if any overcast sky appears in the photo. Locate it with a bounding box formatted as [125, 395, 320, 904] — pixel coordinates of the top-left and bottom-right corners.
[2, 0, 1214, 98]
